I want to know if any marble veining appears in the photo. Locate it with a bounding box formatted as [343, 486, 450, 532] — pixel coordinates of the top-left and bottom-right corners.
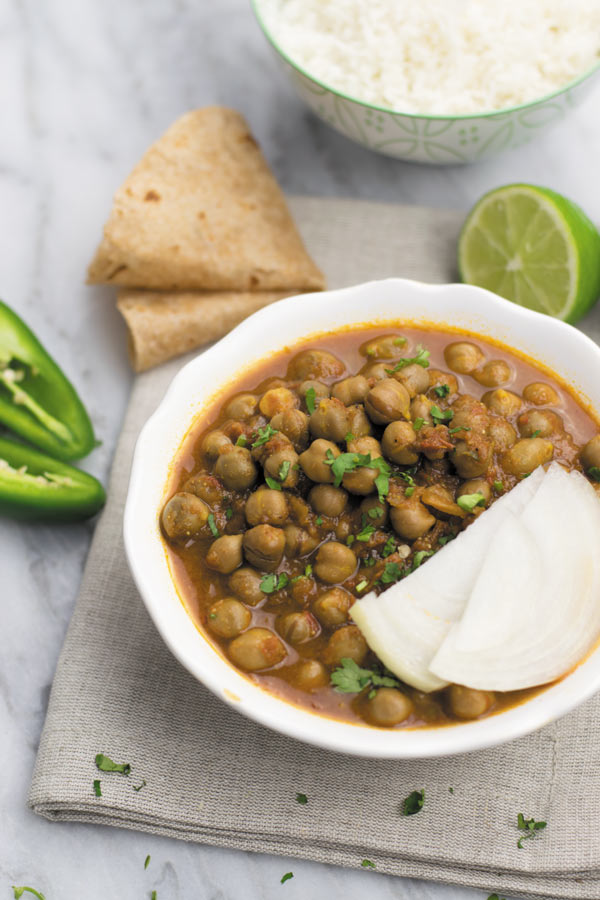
[1, 0, 599, 897]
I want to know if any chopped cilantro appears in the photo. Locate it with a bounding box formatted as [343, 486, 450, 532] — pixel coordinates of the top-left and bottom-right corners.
[517, 813, 547, 848]
[386, 346, 430, 374]
[531, 429, 541, 438]
[295, 792, 308, 805]
[368, 506, 383, 519]
[393, 336, 407, 346]
[430, 404, 454, 425]
[316, 515, 323, 526]
[364, 557, 376, 567]
[144, 855, 151, 869]
[402, 788, 425, 816]
[93, 779, 101, 797]
[449, 425, 470, 435]
[133, 779, 147, 792]
[261, 572, 289, 593]
[438, 534, 456, 547]
[305, 564, 313, 577]
[356, 523, 375, 542]
[278, 460, 291, 482]
[346, 534, 355, 545]
[487, 894, 506, 900]
[380, 561, 403, 584]
[95, 753, 131, 775]
[331, 659, 401, 695]
[449, 787, 454, 794]
[456, 492, 486, 513]
[225, 506, 233, 520]
[207, 513, 220, 537]
[405, 486, 415, 497]
[252, 424, 278, 447]
[434, 383, 450, 398]
[281, 873, 294, 884]
[355, 579, 368, 592]
[413, 417, 425, 431]
[12, 889, 46, 900]
[265, 476, 282, 491]
[324, 450, 391, 502]
[151, 892, 157, 900]
[305, 386, 317, 415]
[235, 434, 247, 447]
[361, 859, 376, 869]
[381, 535, 396, 557]
[493, 480, 504, 492]
[411, 550, 433, 571]
[399, 471, 416, 488]
[345, 431, 356, 442]
[588, 466, 600, 482]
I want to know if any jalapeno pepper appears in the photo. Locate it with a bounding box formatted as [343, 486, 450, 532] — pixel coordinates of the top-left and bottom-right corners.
[0, 436, 105, 520]
[0, 300, 96, 460]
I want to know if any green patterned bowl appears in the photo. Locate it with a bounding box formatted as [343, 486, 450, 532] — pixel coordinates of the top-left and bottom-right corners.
[252, 0, 600, 165]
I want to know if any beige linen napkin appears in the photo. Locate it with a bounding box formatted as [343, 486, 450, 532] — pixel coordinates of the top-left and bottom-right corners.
[29, 197, 600, 900]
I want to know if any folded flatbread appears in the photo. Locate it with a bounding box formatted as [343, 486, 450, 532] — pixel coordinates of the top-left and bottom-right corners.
[88, 108, 324, 292]
[117, 289, 293, 372]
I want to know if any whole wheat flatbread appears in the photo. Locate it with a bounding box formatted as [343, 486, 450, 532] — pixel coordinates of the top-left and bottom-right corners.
[117, 289, 293, 372]
[88, 108, 324, 292]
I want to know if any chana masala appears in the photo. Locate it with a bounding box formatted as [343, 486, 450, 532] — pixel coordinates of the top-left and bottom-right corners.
[161, 326, 600, 729]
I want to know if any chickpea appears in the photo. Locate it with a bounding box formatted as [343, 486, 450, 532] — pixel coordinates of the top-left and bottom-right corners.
[288, 349, 345, 381]
[488, 417, 517, 451]
[361, 334, 408, 359]
[482, 389, 522, 417]
[299, 439, 339, 483]
[224, 393, 258, 420]
[410, 394, 434, 425]
[277, 611, 320, 645]
[444, 341, 485, 374]
[182, 472, 223, 506]
[394, 363, 430, 398]
[473, 360, 512, 388]
[242, 524, 285, 571]
[207, 598, 251, 638]
[331, 375, 370, 406]
[314, 541, 357, 584]
[229, 567, 264, 606]
[365, 379, 411, 424]
[517, 409, 563, 439]
[359, 496, 388, 527]
[214, 447, 257, 491]
[201, 430, 231, 461]
[450, 395, 490, 433]
[390, 499, 435, 540]
[270, 408, 309, 451]
[360, 688, 414, 727]
[457, 478, 491, 505]
[581, 435, 600, 473]
[522, 382, 560, 406]
[361, 361, 389, 382]
[284, 524, 319, 557]
[259, 387, 298, 417]
[228, 627, 286, 671]
[451, 437, 493, 478]
[447, 685, 495, 720]
[298, 380, 330, 404]
[292, 659, 329, 692]
[161, 492, 210, 540]
[309, 398, 350, 443]
[343, 436, 383, 495]
[205, 534, 243, 574]
[381, 421, 418, 465]
[309, 484, 348, 517]
[428, 370, 459, 396]
[313, 588, 352, 627]
[334, 518, 353, 542]
[346, 404, 372, 438]
[501, 438, 554, 476]
[245, 487, 288, 527]
[264, 446, 300, 489]
[323, 625, 368, 667]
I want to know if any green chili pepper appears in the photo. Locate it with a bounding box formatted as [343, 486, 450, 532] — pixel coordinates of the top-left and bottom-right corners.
[0, 300, 97, 460]
[0, 436, 105, 520]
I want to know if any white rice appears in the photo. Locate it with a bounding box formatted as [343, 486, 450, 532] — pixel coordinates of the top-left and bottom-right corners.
[258, 0, 600, 114]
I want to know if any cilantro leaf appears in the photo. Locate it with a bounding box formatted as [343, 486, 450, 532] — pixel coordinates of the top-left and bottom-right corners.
[430, 404, 454, 425]
[456, 492, 486, 513]
[380, 561, 403, 584]
[260, 573, 289, 593]
[295, 792, 308, 805]
[345, 431, 356, 442]
[434, 383, 450, 398]
[235, 434, 247, 447]
[493, 480, 504, 492]
[95, 753, 131, 775]
[207, 513, 220, 536]
[355, 579, 368, 592]
[487, 895, 506, 900]
[133, 779, 147, 792]
[144, 855, 151, 869]
[324, 450, 391, 501]
[316, 515, 323, 525]
[402, 788, 425, 816]
[356, 523, 376, 542]
[330, 657, 399, 694]
[386, 346, 430, 374]
[305, 386, 317, 415]
[93, 779, 101, 797]
[368, 506, 383, 519]
[252, 424, 278, 447]
[411, 550, 434, 571]
[449, 425, 470, 435]
[278, 460, 291, 482]
[382, 535, 396, 557]
[281, 872, 294, 884]
[413, 417, 425, 431]
[12, 889, 46, 900]
[361, 859, 376, 869]
[516, 813, 547, 848]
[265, 476, 282, 491]
[531, 429, 541, 438]
[588, 466, 600, 482]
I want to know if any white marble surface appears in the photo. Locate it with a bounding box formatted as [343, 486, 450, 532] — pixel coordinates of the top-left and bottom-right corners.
[1, 0, 599, 897]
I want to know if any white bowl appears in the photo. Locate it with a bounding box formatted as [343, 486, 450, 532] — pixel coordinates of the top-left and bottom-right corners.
[124, 279, 600, 758]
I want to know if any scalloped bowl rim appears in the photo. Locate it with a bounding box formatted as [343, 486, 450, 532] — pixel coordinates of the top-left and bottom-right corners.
[124, 278, 600, 759]
[251, 0, 600, 122]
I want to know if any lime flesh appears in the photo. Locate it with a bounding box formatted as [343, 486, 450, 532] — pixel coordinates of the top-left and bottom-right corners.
[458, 184, 600, 323]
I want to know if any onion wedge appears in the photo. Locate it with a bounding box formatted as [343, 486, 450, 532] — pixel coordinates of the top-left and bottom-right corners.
[350, 466, 545, 692]
[430, 464, 600, 691]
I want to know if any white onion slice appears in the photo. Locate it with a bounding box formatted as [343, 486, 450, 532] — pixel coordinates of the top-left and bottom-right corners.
[430, 464, 600, 691]
[350, 466, 545, 692]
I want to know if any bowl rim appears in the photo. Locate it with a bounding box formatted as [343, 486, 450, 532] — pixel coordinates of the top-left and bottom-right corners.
[251, 0, 600, 122]
[124, 278, 600, 759]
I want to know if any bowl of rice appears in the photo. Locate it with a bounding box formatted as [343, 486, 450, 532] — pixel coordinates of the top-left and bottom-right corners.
[252, 0, 600, 164]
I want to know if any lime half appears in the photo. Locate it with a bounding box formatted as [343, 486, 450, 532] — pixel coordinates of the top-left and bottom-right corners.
[458, 184, 600, 323]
